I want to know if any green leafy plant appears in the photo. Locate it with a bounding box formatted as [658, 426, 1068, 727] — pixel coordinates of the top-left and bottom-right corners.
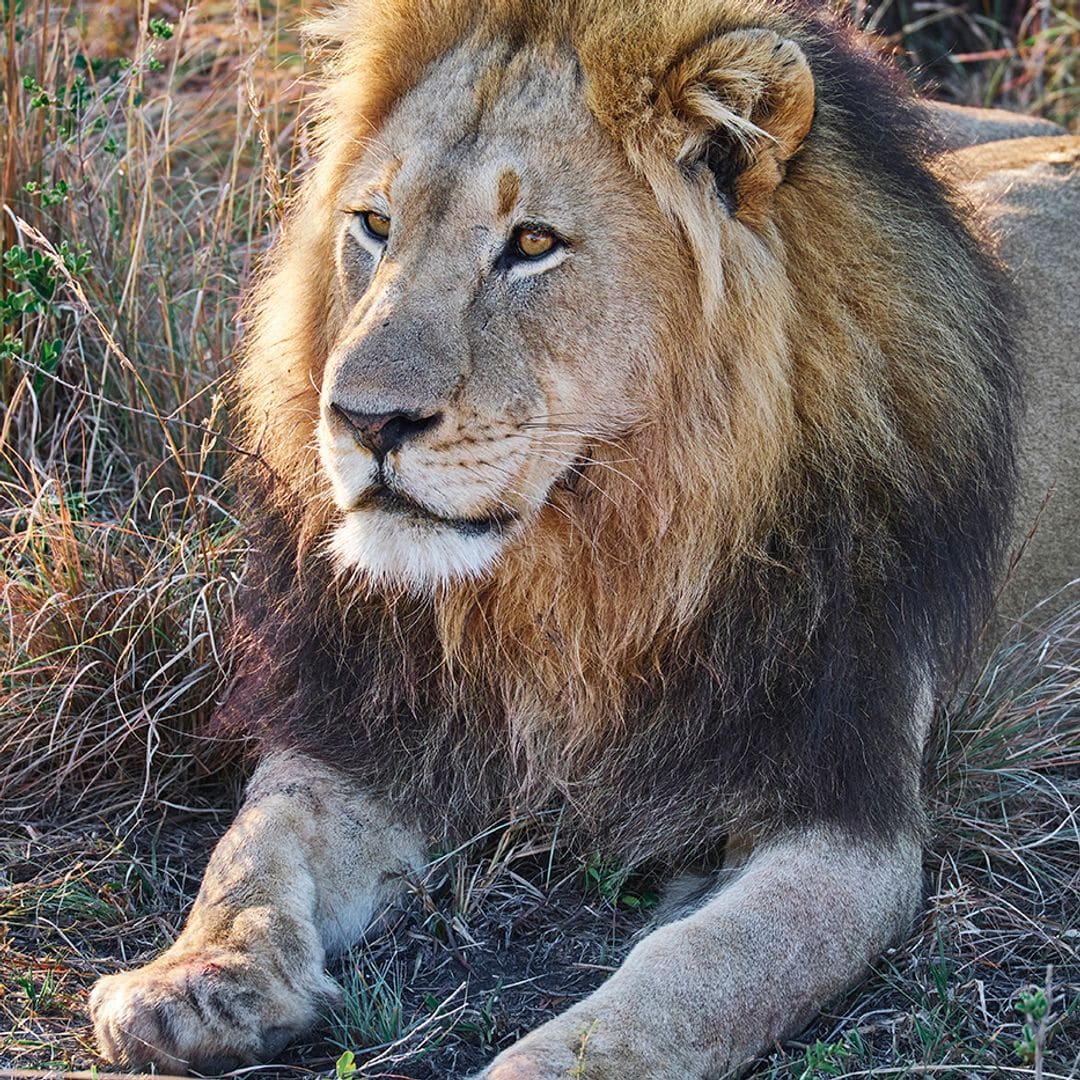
[334, 1048, 358, 1079]
[582, 852, 658, 910]
[1014, 984, 1050, 1062]
[14, 971, 59, 1015]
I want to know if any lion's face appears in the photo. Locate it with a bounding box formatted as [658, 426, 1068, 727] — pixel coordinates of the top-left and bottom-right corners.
[318, 45, 674, 589]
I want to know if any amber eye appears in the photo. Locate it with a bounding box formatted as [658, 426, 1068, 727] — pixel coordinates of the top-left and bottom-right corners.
[360, 210, 391, 241]
[513, 226, 558, 259]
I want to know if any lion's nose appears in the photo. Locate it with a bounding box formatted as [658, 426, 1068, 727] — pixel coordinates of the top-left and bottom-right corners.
[330, 403, 442, 457]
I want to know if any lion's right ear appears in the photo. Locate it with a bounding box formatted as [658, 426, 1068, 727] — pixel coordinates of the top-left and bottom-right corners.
[664, 28, 815, 222]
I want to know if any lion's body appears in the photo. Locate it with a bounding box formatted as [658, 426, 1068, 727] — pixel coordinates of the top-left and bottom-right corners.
[926, 100, 1066, 151]
[89, 1, 1079, 1075]
[225, 0, 1021, 859]
[945, 135, 1080, 618]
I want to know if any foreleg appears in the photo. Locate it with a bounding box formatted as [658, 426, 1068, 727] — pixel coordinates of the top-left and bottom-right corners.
[90, 752, 424, 1073]
[480, 827, 921, 1079]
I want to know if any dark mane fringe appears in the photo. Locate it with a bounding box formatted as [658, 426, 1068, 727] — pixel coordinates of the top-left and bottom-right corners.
[218, 0, 1019, 869]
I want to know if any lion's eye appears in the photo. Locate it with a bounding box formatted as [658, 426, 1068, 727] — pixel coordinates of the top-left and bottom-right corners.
[360, 210, 391, 242]
[513, 226, 558, 260]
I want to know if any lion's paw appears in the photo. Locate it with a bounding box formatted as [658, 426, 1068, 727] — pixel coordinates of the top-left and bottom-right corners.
[476, 1053, 577, 1080]
[89, 947, 339, 1073]
[475, 1034, 599, 1080]
[474, 1015, 663, 1080]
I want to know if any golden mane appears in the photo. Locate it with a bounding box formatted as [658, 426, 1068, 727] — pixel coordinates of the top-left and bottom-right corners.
[230, 0, 1017, 853]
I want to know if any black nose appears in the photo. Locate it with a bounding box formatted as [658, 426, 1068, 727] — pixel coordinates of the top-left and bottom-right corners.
[331, 403, 442, 457]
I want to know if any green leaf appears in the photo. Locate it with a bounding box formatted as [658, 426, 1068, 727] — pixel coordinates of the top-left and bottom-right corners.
[335, 1048, 357, 1079]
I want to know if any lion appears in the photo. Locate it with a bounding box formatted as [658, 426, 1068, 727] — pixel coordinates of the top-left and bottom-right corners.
[88, 0, 1079, 1076]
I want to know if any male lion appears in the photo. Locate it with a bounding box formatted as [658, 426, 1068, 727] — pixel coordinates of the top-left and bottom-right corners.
[89, 0, 1079, 1076]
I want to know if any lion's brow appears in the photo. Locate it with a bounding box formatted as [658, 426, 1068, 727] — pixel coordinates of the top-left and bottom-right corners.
[496, 168, 520, 217]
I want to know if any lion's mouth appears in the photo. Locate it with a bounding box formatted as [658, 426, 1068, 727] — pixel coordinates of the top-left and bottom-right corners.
[354, 485, 517, 538]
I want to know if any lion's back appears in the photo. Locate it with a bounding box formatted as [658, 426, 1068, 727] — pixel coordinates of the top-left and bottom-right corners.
[945, 135, 1080, 620]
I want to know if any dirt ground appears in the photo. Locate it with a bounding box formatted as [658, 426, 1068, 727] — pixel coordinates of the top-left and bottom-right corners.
[3, 604, 1078, 1078]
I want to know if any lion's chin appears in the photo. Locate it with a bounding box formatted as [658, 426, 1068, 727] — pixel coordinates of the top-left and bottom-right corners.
[328, 508, 507, 591]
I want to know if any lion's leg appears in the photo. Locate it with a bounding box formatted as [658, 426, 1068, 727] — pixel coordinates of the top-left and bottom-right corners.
[480, 826, 922, 1080]
[89, 751, 424, 1073]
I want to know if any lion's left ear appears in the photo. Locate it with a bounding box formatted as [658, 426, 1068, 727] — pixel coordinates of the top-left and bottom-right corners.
[664, 28, 815, 220]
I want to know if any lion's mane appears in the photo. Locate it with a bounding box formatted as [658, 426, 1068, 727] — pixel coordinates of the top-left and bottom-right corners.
[223, 0, 1018, 864]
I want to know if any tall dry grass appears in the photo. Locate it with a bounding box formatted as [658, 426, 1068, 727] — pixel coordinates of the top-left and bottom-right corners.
[0, 0, 308, 818]
[847, 0, 1080, 129]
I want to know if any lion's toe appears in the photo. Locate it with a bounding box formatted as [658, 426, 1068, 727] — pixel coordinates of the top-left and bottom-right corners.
[89, 952, 332, 1073]
[90, 968, 211, 1072]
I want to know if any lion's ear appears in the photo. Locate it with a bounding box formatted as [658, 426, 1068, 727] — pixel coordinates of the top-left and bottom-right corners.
[664, 28, 815, 220]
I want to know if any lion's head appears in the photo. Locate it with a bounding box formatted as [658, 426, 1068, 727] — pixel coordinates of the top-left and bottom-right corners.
[241, 4, 840, 598]
[259, 18, 823, 594]
[233, 0, 1016, 853]
[317, 44, 674, 587]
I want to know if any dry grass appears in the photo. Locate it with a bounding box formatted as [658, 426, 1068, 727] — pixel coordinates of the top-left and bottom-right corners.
[1, 0, 1077, 1077]
[845, 0, 1080, 130]
[0, 0, 306, 816]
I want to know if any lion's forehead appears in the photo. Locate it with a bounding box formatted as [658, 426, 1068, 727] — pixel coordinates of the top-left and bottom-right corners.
[345, 43, 610, 219]
[393, 41, 588, 142]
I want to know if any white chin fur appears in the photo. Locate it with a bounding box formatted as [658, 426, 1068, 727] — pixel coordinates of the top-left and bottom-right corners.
[329, 509, 505, 590]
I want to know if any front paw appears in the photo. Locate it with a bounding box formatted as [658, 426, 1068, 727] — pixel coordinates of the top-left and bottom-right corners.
[476, 1022, 603, 1080]
[479, 1055, 576, 1080]
[89, 946, 339, 1073]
